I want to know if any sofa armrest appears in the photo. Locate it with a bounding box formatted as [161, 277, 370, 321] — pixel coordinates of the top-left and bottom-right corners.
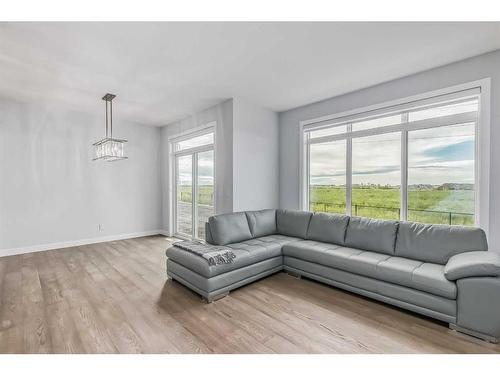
[455, 277, 500, 342]
[444, 251, 500, 281]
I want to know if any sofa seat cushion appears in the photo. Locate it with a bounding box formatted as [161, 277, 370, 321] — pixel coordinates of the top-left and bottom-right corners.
[376, 258, 456, 299]
[283, 241, 456, 299]
[411, 263, 457, 299]
[283, 240, 388, 276]
[284, 257, 457, 319]
[233, 234, 301, 248]
[376, 257, 424, 286]
[166, 235, 300, 278]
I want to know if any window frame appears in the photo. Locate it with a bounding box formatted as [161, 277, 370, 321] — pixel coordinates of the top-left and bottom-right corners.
[168, 122, 216, 240]
[299, 79, 491, 236]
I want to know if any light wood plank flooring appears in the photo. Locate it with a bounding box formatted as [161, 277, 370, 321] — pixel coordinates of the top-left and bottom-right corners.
[0, 235, 499, 354]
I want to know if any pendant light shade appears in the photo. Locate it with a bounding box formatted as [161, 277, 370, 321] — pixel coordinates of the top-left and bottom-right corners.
[93, 93, 128, 161]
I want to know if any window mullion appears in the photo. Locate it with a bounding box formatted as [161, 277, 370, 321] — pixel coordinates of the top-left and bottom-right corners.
[305, 133, 311, 211]
[401, 112, 409, 221]
[346, 123, 353, 216]
[192, 153, 198, 239]
[174, 156, 179, 235]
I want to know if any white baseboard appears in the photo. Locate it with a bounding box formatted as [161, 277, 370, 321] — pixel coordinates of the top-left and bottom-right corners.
[0, 230, 169, 258]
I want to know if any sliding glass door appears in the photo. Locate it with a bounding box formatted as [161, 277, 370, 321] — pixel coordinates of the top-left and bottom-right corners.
[173, 128, 215, 239]
[196, 150, 214, 239]
[175, 155, 193, 237]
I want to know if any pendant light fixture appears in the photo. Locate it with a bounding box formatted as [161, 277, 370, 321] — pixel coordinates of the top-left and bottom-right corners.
[93, 93, 128, 161]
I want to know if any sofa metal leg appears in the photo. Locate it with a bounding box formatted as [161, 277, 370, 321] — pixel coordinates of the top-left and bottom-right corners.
[204, 291, 229, 304]
[449, 323, 499, 343]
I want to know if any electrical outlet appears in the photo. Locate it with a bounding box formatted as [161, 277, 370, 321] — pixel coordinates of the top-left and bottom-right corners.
[98, 224, 103, 232]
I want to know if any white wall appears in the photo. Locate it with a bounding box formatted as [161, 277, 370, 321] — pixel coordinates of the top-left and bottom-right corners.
[160, 99, 234, 234]
[233, 98, 279, 211]
[0, 94, 278, 251]
[279, 49, 500, 251]
[160, 97, 280, 233]
[0, 97, 162, 253]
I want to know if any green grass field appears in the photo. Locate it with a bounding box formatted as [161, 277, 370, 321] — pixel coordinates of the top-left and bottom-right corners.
[178, 185, 214, 206]
[310, 186, 474, 225]
[178, 185, 474, 225]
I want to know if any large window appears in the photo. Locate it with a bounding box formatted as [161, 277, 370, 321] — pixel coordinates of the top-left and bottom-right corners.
[303, 86, 484, 226]
[407, 122, 475, 225]
[171, 126, 215, 239]
[309, 139, 346, 214]
[352, 132, 401, 220]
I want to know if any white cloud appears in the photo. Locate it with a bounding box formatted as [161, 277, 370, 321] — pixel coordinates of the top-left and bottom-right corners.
[310, 123, 475, 186]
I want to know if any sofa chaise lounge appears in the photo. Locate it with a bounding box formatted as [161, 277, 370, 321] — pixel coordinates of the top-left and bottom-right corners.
[165, 209, 500, 343]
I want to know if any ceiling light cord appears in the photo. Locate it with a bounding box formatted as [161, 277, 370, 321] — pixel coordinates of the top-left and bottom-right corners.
[110, 99, 113, 139]
[105, 99, 109, 138]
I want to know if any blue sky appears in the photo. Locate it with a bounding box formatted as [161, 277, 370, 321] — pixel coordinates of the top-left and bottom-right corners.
[423, 139, 474, 162]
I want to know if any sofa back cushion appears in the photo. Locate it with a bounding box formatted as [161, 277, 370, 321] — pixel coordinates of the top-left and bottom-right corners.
[307, 212, 350, 245]
[395, 221, 488, 264]
[345, 217, 399, 255]
[276, 209, 312, 239]
[245, 209, 277, 238]
[207, 212, 253, 245]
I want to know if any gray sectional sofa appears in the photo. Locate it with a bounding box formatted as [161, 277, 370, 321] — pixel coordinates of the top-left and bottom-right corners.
[166, 209, 500, 343]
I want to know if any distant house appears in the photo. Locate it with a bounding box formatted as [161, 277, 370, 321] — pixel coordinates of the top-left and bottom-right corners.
[436, 183, 474, 191]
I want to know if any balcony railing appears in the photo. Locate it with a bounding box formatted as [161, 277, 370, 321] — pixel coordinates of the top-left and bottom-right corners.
[309, 201, 474, 225]
[179, 192, 214, 206]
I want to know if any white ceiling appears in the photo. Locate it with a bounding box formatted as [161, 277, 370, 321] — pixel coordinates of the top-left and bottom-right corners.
[1, 22, 499, 126]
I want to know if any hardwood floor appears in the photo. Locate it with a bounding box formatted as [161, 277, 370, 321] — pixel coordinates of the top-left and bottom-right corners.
[0, 235, 499, 354]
